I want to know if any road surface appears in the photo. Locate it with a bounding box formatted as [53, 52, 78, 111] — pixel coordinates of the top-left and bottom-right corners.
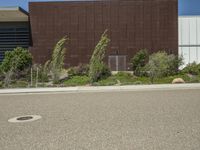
[0, 89, 200, 149]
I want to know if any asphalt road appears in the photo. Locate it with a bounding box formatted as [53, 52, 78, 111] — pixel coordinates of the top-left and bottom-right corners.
[0, 89, 200, 150]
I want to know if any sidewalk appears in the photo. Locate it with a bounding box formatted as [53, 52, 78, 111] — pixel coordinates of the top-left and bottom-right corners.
[1, 83, 200, 95]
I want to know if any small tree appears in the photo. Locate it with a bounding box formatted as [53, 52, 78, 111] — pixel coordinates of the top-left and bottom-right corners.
[47, 37, 68, 83]
[131, 49, 148, 76]
[89, 30, 110, 83]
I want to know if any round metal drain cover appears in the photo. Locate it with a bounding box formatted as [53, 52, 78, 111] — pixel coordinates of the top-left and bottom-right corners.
[8, 115, 42, 123]
[17, 116, 33, 121]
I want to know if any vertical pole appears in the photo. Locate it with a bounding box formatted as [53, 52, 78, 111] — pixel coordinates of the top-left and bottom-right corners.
[196, 17, 198, 62]
[31, 68, 33, 87]
[188, 18, 191, 63]
[116, 56, 119, 71]
[36, 67, 38, 88]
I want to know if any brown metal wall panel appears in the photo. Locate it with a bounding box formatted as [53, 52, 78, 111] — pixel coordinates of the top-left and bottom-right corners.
[29, 0, 178, 70]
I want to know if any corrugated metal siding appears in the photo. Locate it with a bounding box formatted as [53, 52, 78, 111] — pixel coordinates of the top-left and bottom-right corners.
[0, 22, 29, 61]
[29, 0, 178, 70]
[179, 16, 200, 66]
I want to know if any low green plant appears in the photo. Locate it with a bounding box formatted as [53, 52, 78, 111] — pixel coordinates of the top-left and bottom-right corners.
[93, 76, 117, 86]
[153, 74, 190, 84]
[114, 72, 135, 84]
[188, 77, 200, 83]
[93, 73, 151, 86]
[115, 72, 133, 78]
[131, 49, 148, 76]
[133, 81, 142, 85]
[64, 76, 90, 86]
[11, 80, 28, 88]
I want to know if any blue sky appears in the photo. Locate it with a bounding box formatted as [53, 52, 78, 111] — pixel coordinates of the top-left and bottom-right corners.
[0, 0, 200, 15]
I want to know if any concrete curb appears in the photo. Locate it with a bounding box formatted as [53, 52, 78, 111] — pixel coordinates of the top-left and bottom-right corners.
[0, 83, 200, 95]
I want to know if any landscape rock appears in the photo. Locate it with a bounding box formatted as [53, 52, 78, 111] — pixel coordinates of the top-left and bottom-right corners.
[59, 72, 69, 81]
[46, 81, 54, 87]
[172, 78, 185, 84]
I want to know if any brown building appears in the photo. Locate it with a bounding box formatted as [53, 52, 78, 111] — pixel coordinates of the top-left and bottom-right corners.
[29, 0, 178, 71]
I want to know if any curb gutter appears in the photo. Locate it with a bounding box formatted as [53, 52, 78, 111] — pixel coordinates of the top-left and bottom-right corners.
[0, 83, 200, 95]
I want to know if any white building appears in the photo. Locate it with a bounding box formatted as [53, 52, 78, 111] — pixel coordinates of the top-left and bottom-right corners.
[179, 16, 200, 66]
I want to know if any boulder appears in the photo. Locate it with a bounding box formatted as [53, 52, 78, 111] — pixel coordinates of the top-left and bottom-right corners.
[59, 71, 69, 81]
[46, 81, 54, 87]
[172, 78, 185, 84]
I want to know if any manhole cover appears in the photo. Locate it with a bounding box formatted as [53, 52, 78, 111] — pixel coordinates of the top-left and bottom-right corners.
[17, 116, 33, 121]
[8, 115, 42, 123]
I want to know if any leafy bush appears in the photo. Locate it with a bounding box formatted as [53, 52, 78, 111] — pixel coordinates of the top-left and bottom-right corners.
[131, 49, 148, 76]
[181, 62, 200, 75]
[0, 47, 32, 87]
[144, 51, 182, 83]
[0, 47, 32, 73]
[167, 54, 183, 76]
[68, 64, 89, 77]
[89, 30, 111, 82]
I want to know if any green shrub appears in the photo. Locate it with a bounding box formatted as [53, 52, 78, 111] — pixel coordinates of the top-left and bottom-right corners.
[0, 47, 32, 87]
[68, 64, 89, 77]
[0, 47, 32, 73]
[89, 30, 110, 82]
[144, 51, 182, 83]
[167, 54, 183, 76]
[181, 62, 200, 75]
[64, 76, 89, 86]
[131, 49, 148, 76]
